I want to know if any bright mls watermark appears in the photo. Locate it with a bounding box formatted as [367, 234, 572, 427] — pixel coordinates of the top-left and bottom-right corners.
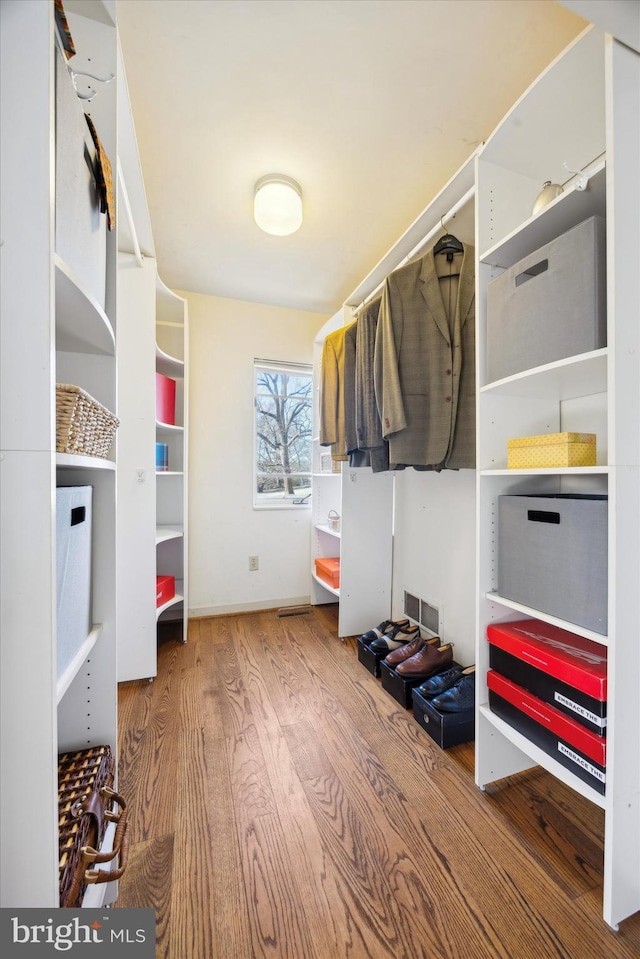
[1, 909, 155, 956]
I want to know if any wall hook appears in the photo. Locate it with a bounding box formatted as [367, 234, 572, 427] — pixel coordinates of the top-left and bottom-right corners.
[70, 68, 115, 102]
[562, 160, 590, 191]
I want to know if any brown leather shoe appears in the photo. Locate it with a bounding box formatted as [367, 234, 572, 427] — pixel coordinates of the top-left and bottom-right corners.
[385, 635, 440, 667]
[396, 642, 453, 677]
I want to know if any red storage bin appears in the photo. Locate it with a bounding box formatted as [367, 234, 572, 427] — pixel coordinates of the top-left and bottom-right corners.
[156, 575, 176, 607]
[156, 373, 176, 425]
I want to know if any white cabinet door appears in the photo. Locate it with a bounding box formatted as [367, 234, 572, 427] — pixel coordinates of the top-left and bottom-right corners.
[339, 467, 394, 637]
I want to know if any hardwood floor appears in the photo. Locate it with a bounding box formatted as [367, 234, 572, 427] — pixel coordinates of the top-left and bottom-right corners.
[116, 606, 640, 958]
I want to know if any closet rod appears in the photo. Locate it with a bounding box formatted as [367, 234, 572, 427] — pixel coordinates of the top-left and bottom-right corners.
[117, 162, 143, 267]
[352, 185, 474, 314]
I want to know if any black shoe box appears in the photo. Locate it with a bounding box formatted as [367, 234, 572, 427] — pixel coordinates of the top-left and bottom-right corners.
[487, 669, 606, 794]
[411, 688, 475, 749]
[380, 660, 425, 708]
[357, 638, 387, 677]
[488, 689, 605, 794]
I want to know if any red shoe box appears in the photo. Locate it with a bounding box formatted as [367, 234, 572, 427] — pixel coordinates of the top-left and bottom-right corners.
[156, 373, 176, 425]
[314, 556, 340, 589]
[156, 575, 175, 607]
[487, 619, 607, 736]
[487, 669, 606, 794]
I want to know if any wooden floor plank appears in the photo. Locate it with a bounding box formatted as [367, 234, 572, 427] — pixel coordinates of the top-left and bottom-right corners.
[112, 834, 174, 959]
[168, 729, 217, 959]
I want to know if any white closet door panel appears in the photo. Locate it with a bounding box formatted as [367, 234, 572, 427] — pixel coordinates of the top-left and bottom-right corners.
[338, 468, 393, 638]
[117, 254, 156, 466]
[117, 467, 157, 681]
[604, 467, 640, 927]
[606, 41, 640, 469]
[392, 469, 476, 665]
[0, 451, 58, 906]
[602, 36, 640, 930]
[0, 0, 54, 455]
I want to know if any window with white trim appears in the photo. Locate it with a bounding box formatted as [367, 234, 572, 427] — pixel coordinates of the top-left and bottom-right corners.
[253, 359, 313, 508]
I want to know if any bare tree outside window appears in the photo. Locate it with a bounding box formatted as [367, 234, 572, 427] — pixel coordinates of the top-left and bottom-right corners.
[254, 361, 312, 507]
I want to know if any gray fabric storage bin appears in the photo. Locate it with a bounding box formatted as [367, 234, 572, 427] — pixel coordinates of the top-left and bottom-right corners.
[486, 215, 606, 382]
[56, 486, 93, 680]
[55, 48, 106, 307]
[498, 493, 608, 634]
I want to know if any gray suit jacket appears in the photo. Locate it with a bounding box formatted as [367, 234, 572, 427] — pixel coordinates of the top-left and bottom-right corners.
[373, 245, 475, 469]
[354, 297, 389, 472]
[319, 321, 355, 460]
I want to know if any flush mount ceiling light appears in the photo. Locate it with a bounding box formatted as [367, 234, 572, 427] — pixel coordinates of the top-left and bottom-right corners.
[254, 174, 303, 236]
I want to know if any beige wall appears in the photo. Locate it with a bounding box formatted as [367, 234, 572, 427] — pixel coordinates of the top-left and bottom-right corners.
[183, 290, 327, 616]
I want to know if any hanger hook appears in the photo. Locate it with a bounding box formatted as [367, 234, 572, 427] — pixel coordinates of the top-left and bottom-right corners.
[440, 214, 446, 234]
[562, 160, 590, 192]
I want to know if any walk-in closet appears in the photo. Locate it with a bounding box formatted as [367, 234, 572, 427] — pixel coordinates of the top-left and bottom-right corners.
[1, 2, 638, 957]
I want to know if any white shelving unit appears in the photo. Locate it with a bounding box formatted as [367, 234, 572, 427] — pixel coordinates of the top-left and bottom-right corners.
[310, 305, 395, 638]
[311, 456, 394, 633]
[116, 42, 189, 680]
[311, 153, 478, 650]
[474, 26, 640, 930]
[155, 278, 188, 642]
[1, 0, 119, 907]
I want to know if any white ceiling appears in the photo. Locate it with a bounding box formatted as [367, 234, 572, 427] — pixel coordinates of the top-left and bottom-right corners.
[117, 0, 586, 316]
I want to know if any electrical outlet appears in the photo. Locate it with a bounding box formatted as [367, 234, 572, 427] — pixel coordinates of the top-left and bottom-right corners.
[249, 555, 259, 571]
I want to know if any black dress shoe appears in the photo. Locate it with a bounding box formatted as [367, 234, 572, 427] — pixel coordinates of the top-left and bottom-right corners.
[417, 664, 463, 698]
[359, 618, 409, 645]
[370, 623, 420, 653]
[430, 668, 475, 712]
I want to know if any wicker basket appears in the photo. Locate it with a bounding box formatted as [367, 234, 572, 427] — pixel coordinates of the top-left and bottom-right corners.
[56, 384, 119, 458]
[58, 745, 128, 907]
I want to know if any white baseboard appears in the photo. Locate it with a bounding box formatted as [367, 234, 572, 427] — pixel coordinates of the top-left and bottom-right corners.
[189, 595, 312, 618]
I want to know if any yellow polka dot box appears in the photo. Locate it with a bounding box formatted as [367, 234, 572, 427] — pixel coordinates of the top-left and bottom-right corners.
[507, 432, 596, 469]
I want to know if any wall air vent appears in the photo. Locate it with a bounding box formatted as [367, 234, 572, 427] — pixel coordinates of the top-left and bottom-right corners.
[420, 599, 442, 637]
[403, 590, 420, 623]
[403, 589, 443, 639]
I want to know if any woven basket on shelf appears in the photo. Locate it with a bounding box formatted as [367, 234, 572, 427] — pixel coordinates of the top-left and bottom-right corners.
[56, 384, 119, 458]
[58, 744, 128, 907]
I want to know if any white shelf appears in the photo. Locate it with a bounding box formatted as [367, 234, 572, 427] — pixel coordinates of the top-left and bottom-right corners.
[156, 585, 185, 619]
[156, 470, 183, 477]
[56, 624, 102, 704]
[315, 523, 341, 539]
[156, 343, 184, 377]
[481, 466, 609, 477]
[56, 453, 116, 470]
[55, 256, 115, 356]
[480, 349, 608, 400]
[156, 420, 184, 433]
[478, 704, 606, 809]
[312, 572, 340, 598]
[484, 593, 609, 646]
[156, 525, 183, 544]
[480, 161, 606, 269]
